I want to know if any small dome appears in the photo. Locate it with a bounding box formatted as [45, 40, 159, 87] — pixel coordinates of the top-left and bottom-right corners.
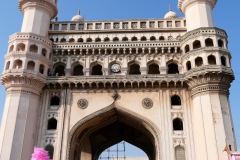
[164, 6, 178, 19]
[71, 9, 84, 22]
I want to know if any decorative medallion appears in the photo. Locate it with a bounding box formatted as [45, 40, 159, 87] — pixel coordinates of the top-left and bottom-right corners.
[111, 63, 121, 73]
[142, 98, 153, 109]
[77, 99, 88, 109]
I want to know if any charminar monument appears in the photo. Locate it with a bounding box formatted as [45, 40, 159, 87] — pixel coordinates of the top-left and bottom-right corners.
[0, 0, 237, 160]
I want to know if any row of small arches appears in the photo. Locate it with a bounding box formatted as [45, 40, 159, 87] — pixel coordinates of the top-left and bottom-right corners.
[184, 38, 225, 53]
[51, 35, 176, 43]
[8, 43, 51, 59]
[186, 55, 227, 71]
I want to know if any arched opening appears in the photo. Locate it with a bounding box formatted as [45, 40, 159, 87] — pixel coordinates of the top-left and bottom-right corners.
[185, 45, 190, 53]
[54, 64, 65, 76]
[113, 37, 119, 42]
[78, 38, 84, 42]
[148, 63, 160, 74]
[16, 43, 25, 51]
[29, 44, 38, 53]
[60, 38, 66, 43]
[39, 64, 45, 74]
[208, 55, 216, 65]
[171, 95, 181, 106]
[27, 61, 35, 71]
[131, 37, 138, 41]
[68, 107, 159, 160]
[104, 37, 110, 42]
[95, 37, 101, 42]
[195, 57, 203, 67]
[159, 36, 165, 40]
[86, 38, 92, 42]
[42, 48, 47, 57]
[69, 38, 75, 43]
[150, 36, 156, 41]
[5, 61, 10, 70]
[9, 45, 14, 52]
[13, 59, 22, 69]
[122, 37, 128, 41]
[167, 63, 179, 74]
[45, 145, 54, 159]
[50, 96, 60, 106]
[91, 64, 103, 75]
[173, 118, 183, 131]
[129, 63, 141, 75]
[175, 146, 186, 160]
[141, 36, 147, 41]
[193, 40, 201, 49]
[47, 118, 57, 130]
[72, 64, 84, 76]
[205, 38, 214, 47]
[221, 56, 226, 66]
[218, 39, 224, 48]
[186, 61, 191, 71]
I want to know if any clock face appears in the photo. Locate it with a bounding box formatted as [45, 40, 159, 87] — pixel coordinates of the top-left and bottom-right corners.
[111, 63, 121, 73]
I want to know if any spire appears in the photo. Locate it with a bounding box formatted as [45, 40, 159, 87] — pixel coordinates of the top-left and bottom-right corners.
[78, 9, 80, 15]
[169, 4, 172, 11]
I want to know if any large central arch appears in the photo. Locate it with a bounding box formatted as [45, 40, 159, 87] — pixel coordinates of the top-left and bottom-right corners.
[67, 103, 161, 160]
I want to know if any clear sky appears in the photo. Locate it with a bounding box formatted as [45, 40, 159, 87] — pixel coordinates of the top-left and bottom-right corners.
[0, 0, 239, 155]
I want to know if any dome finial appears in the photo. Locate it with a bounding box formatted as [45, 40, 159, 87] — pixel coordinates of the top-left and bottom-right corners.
[169, 4, 172, 11]
[78, 9, 80, 15]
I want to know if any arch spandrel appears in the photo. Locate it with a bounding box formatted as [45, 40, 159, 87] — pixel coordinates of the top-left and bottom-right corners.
[67, 102, 161, 160]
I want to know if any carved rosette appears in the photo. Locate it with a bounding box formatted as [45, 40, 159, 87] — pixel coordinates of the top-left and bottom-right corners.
[77, 99, 88, 109]
[142, 98, 153, 109]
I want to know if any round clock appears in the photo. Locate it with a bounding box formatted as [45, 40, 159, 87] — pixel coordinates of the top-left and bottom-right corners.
[111, 63, 121, 73]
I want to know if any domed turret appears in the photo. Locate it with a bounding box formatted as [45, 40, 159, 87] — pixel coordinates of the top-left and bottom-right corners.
[164, 5, 178, 19]
[71, 9, 84, 22]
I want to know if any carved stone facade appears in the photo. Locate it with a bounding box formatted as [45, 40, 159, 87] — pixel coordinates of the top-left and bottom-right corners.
[0, 0, 237, 160]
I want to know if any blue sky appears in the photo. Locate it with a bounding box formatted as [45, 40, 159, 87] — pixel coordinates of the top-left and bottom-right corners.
[0, 0, 239, 155]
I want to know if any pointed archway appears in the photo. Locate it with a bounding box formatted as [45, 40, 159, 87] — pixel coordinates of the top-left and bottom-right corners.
[67, 103, 160, 160]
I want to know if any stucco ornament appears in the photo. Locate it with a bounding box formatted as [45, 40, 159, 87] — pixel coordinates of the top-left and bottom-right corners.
[142, 98, 153, 109]
[77, 99, 88, 109]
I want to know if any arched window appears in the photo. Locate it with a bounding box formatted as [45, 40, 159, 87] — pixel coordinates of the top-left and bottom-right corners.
[55, 38, 58, 43]
[131, 37, 137, 41]
[29, 44, 38, 53]
[86, 38, 92, 42]
[13, 60, 23, 69]
[54, 64, 65, 76]
[39, 64, 45, 74]
[104, 37, 110, 42]
[45, 145, 54, 159]
[16, 43, 25, 51]
[69, 38, 75, 43]
[221, 56, 226, 66]
[175, 146, 186, 160]
[185, 45, 190, 53]
[218, 39, 224, 48]
[9, 45, 14, 52]
[193, 40, 201, 49]
[171, 95, 181, 105]
[150, 36, 156, 41]
[113, 37, 119, 42]
[95, 37, 101, 42]
[205, 38, 214, 47]
[122, 37, 128, 41]
[91, 64, 103, 75]
[208, 55, 216, 65]
[42, 48, 47, 57]
[141, 36, 147, 41]
[27, 61, 35, 71]
[60, 38, 66, 43]
[50, 38, 54, 42]
[195, 57, 203, 67]
[5, 61, 10, 70]
[148, 63, 160, 74]
[168, 63, 179, 74]
[47, 118, 57, 130]
[77, 38, 84, 42]
[173, 118, 183, 130]
[50, 96, 60, 105]
[159, 36, 165, 40]
[186, 61, 191, 71]
[72, 64, 84, 76]
[129, 63, 141, 75]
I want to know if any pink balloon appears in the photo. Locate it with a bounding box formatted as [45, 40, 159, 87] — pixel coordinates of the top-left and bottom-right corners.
[31, 147, 50, 160]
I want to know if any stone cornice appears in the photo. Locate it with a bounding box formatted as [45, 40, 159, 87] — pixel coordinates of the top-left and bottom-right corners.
[178, 0, 217, 13]
[19, 0, 58, 19]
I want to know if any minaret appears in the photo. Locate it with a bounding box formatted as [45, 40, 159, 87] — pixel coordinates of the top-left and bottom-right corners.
[0, 0, 57, 160]
[179, 0, 236, 160]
